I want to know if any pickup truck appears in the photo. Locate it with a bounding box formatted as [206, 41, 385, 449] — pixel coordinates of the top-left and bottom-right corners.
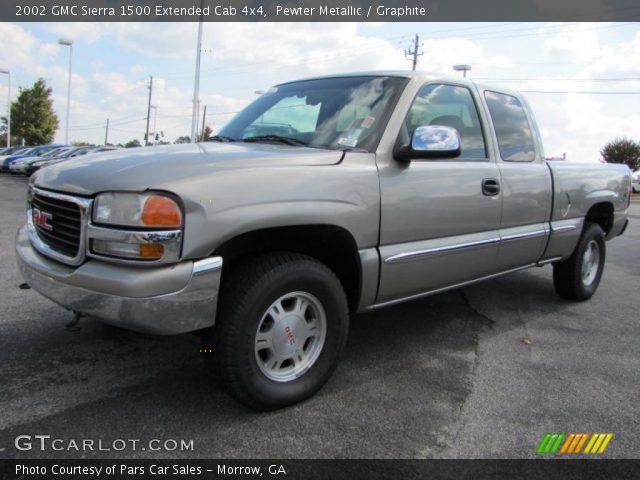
[16, 71, 631, 410]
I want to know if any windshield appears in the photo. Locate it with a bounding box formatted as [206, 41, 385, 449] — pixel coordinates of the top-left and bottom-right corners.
[218, 76, 408, 152]
[41, 148, 66, 158]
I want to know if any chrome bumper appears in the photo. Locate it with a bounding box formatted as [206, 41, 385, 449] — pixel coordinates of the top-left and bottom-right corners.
[16, 225, 222, 335]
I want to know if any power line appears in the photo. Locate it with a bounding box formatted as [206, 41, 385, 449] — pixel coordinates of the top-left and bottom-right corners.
[478, 77, 640, 82]
[522, 90, 640, 94]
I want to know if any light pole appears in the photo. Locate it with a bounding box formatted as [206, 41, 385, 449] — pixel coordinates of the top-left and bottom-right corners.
[58, 38, 73, 144]
[0, 69, 10, 147]
[453, 64, 472, 78]
[191, 1, 205, 143]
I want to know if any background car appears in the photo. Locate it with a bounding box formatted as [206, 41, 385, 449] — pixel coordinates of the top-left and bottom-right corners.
[9, 146, 72, 175]
[632, 170, 640, 193]
[0, 144, 67, 172]
[0, 146, 32, 163]
[26, 145, 119, 175]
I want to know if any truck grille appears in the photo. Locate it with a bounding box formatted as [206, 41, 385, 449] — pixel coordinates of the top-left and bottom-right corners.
[31, 193, 82, 257]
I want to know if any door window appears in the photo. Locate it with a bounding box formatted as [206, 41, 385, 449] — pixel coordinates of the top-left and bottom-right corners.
[405, 84, 487, 159]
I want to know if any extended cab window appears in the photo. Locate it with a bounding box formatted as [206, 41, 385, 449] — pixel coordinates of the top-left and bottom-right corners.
[405, 84, 487, 159]
[484, 91, 536, 161]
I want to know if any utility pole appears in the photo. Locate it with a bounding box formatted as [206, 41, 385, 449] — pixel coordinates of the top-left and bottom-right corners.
[145, 76, 153, 146]
[191, 0, 204, 143]
[152, 106, 158, 140]
[200, 105, 207, 141]
[405, 34, 423, 71]
[104, 118, 109, 145]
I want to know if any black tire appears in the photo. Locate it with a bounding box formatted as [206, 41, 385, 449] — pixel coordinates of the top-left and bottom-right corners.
[203, 252, 349, 410]
[553, 222, 606, 301]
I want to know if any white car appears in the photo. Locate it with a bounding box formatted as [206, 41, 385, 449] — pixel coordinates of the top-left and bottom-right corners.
[632, 170, 640, 193]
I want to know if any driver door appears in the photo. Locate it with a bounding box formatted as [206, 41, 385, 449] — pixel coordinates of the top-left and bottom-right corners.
[376, 82, 502, 305]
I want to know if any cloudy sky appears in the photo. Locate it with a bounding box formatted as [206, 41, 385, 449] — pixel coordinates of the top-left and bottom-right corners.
[0, 21, 638, 160]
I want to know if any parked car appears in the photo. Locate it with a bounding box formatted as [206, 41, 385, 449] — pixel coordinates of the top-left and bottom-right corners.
[16, 72, 631, 410]
[26, 146, 122, 175]
[9, 146, 72, 175]
[1, 144, 67, 172]
[0, 146, 32, 164]
[632, 170, 639, 193]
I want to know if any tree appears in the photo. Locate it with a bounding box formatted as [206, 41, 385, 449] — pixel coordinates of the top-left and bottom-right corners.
[10, 78, 59, 145]
[174, 135, 191, 144]
[198, 125, 213, 142]
[124, 139, 142, 148]
[71, 141, 93, 147]
[600, 137, 640, 171]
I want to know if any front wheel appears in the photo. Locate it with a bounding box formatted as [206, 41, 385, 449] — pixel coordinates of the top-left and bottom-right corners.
[553, 222, 606, 301]
[204, 252, 349, 410]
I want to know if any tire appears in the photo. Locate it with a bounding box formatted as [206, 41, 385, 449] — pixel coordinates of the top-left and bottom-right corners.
[553, 222, 606, 301]
[203, 252, 349, 410]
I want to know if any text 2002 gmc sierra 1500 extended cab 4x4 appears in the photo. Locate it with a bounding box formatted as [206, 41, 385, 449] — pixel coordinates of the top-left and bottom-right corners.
[16, 72, 631, 409]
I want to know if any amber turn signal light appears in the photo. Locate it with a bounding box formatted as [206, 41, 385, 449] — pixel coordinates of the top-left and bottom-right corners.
[139, 243, 164, 259]
[142, 195, 182, 227]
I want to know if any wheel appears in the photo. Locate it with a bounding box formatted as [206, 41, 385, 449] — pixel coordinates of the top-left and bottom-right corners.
[204, 252, 349, 410]
[553, 222, 606, 301]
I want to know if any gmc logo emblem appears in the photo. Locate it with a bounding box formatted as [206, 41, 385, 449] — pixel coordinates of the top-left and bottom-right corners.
[33, 208, 53, 231]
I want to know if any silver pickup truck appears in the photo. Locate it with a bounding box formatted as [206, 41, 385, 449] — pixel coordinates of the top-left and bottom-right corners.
[16, 71, 631, 410]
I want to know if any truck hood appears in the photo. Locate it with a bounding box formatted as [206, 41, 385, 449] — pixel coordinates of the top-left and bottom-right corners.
[33, 142, 344, 196]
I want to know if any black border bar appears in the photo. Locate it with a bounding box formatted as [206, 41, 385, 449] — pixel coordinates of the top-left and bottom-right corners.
[4, 0, 640, 22]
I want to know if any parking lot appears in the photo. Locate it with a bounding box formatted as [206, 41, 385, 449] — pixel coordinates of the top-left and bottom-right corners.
[0, 172, 638, 459]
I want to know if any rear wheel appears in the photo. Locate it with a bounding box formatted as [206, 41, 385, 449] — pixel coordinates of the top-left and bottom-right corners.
[203, 252, 349, 410]
[553, 222, 606, 301]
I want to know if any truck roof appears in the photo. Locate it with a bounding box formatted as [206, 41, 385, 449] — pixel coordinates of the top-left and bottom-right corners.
[277, 70, 522, 98]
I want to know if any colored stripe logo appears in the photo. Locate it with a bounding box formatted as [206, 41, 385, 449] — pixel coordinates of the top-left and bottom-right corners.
[537, 433, 613, 454]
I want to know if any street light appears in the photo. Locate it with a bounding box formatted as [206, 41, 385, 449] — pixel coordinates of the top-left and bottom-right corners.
[453, 64, 472, 78]
[58, 38, 74, 144]
[190, 17, 204, 143]
[0, 69, 10, 147]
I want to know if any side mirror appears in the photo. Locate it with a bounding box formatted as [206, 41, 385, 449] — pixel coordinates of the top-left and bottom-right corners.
[395, 125, 461, 161]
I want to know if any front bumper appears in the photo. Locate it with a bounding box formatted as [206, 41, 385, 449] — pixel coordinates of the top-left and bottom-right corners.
[16, 225, 223, 335]
[9, 163, 26, 173]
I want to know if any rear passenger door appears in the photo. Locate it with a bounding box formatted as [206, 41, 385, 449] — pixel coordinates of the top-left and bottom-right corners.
[376, 82, 502, 305]
[482, 91, 552, 270]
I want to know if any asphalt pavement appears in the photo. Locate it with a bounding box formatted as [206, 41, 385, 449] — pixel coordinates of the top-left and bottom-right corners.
[0, 173, 638, 459]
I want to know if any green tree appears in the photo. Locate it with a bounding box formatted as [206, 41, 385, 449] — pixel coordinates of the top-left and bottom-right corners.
[198, 125, 213, 142]
[600, 137, 640, 170]
[10, 78, 59, 145]
[124, 139, 141, 148]
[71, 141, 93, 147]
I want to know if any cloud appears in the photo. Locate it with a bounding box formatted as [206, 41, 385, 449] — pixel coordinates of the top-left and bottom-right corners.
[43, 22, 109, 43]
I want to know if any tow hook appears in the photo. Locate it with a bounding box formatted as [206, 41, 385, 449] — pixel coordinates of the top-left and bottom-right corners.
[65, 311, 86, 332]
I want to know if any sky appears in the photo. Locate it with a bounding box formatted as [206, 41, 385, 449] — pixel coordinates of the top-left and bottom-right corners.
[0, 21, 638, 161]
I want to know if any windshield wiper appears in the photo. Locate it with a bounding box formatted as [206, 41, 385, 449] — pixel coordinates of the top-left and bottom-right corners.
[207, 135, 236, 142]
[242, 135, 308, 147]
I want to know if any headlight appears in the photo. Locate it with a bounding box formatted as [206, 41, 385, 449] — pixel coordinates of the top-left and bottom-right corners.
[93, 192, 182, 228]
[90, 192, 183, 262]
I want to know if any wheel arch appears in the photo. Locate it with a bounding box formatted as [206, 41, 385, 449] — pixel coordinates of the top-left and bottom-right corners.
[212, 224, 362, 313]
[584, 202, 614, 235]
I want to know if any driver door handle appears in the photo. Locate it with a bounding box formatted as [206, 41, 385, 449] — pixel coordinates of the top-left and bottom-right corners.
[482, 178, 501, 196]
